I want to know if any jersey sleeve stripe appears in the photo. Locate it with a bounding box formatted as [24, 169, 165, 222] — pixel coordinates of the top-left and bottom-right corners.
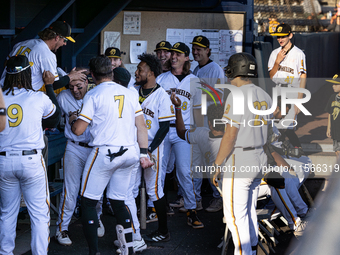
[43, 104, 55, 118]
[158, 115, 175, 119]
[135, 109, 142, 114]
[222, 116, 240, 125]
[79, 114, 92, 121]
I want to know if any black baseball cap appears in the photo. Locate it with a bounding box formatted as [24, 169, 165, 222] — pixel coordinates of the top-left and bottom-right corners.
[6, 55, 31, 74]
[113, 67, 131, 87]
[270, 23, 292, 36]
[169, 42, 190, 56]
[154, 41, 172, 51]
[326, 73, 340, 84]
[190, 35, 210, 48]
[49, 21, 75, 43]
[105, 47, 121, 58]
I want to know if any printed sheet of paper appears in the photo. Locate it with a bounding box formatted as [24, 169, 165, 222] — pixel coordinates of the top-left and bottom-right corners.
[130, 40, 147, 63]
[166, 29, 184, 46]
[219, 30, 243, 67]
[123, 12, 141, 35]
[103, 31, 120, 53]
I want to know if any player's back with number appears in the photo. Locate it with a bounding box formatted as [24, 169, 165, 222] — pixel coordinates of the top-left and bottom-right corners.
[0, 89, 55, 151]
[80, 82, 140, 147]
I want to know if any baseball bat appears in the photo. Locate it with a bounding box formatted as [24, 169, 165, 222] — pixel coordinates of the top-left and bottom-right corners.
[140, 168, 146, 229]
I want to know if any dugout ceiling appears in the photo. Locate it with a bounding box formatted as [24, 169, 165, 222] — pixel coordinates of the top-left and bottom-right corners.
[0, 0, 254, 73]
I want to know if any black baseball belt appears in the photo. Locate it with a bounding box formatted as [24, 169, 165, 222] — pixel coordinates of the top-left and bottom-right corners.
[71, 140, 93, 148]
[0, 149, 38, 156]
[241, 146, 263, 151]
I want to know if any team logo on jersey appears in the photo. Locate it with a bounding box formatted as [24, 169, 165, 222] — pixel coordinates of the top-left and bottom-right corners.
[196, 37, 202, 42]
[216, 78, 221, 84]
[160, 42, 165, 47]
[225, 104, 230, 114]
[174, 43, 180, 48]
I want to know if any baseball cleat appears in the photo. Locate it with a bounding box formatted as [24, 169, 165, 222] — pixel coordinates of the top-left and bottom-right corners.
[146, 207, 158, 223]
[167, 206, 175, 216]
[187, 210, 204, 229]
[144, 230, 170, 242]
[294, 219, 308, 238]
[205, 198, 223, 212]
[56, 229, 72, 246]
[169, 197, 184, 208]
[116, 238, 147, 253]
[97, 219, 105, 237]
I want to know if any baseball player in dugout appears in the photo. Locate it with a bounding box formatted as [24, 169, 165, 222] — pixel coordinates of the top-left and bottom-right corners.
[170, 92, 225, 213]
[190, 35, 225, 211]
[104, 47, 136, 89]
[156, 42, 204, 228]
[154, 41, 172, 72]
[69, 55, 153, 255]
[0, 55, 61, 255]
[0, 20, 86, 92]
[213, 52, 272, 255]
[117, 53, 175, 253]
[191, 35, 225, 102]
[55, 70, 105, 246]
[268, 23, 307, 149]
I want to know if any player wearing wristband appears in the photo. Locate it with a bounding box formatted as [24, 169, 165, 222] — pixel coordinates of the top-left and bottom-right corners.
[70, 55, 153, 255]
[119, 54, 175, 251]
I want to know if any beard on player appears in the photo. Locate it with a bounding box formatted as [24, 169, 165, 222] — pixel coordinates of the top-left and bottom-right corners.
[135, 77, 148, 87]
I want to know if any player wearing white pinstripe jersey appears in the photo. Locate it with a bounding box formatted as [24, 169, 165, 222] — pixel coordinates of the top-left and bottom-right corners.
[156, 42, 204, 228]
[70, 56, 152, 255]
[0, 55, 60, 255]
[214, 53, 272, 255]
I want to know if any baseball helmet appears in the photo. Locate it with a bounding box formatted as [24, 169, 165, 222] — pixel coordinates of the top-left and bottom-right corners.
[225, 52, 257, 79]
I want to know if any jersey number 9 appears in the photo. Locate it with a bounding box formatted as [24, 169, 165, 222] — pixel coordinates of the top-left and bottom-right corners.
[7, 104, 23, 127]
